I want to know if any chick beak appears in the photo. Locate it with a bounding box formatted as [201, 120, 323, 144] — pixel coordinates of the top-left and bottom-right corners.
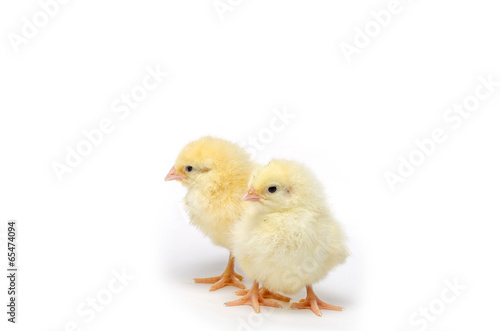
[164, 166, 184, 181]
[242, 186, 261, 202]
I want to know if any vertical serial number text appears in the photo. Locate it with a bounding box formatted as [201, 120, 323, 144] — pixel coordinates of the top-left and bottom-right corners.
[7, 220, 17, 323]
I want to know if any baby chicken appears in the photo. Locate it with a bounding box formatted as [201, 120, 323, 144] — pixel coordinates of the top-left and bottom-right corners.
[226, 159, 349, 316]
[164, 136, 256, 291]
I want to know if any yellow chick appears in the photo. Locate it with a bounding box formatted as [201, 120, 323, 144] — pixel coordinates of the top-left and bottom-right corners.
[164, 136, 256, 291]
[226, 159, 349, 316]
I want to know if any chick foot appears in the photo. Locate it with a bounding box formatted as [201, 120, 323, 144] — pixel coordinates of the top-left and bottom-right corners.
[235, 287, 291, 302]
[194, 253, 246, 291]
[291, 285, 343, 317]
[225, 281, 281, 313]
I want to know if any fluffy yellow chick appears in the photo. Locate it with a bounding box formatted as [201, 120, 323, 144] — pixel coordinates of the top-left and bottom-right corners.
[226, 159, 349, 316]
[164, 136, 256, 291]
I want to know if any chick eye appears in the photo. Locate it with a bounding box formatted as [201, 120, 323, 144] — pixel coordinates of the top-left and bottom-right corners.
[268, 186, 277, 193]
[185, 166, 193, 172]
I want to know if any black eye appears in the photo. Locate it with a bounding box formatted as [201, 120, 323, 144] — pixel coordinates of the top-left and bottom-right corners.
[268, 186, 277, 193]
[185, 166, 193, 172]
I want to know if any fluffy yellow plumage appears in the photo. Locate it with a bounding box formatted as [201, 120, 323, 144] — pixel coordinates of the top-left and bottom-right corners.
[228, 159, 349, 316]
[165, 136, 256, 291]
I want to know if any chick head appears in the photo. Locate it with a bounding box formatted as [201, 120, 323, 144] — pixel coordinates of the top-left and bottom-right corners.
[242, 159, 323, 212]
[165, 136, 252, 189]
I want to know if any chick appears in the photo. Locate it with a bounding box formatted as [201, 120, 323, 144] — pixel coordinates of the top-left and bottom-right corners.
[164, 136, 256, 291]
[226, 159, 349, 316]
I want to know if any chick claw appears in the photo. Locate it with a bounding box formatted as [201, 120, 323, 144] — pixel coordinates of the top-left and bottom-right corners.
[193, 254, 246, 291]
[225, 281, 281, 313]
[194, 272, 245, 291]
[291, 285, 343, 317]
[235, 288, 291, 302]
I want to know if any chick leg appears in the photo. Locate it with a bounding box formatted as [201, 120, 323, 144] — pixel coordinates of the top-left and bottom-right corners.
[225, 281, 281, 313]
[235, 287, 291, 302]
[193, 253, 246, 291]
[291, 285, 343, 317]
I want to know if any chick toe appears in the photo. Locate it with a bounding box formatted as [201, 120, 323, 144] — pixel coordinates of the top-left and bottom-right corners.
[208, 274, 246, 291]
[235, 287, 291, 302]
[225, 281, 281, 313]
[194, 254, 246, 291]
[291, 285, 343, 317]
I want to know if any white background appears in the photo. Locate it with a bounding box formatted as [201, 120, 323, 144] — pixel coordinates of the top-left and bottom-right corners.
[1, 1, 500, 330]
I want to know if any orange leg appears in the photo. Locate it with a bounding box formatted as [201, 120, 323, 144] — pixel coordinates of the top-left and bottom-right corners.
[291, 285, 343, 317]
[235, 287, 291, 302]
[194, 253, 246, 291]
[225, 281, 281, 313]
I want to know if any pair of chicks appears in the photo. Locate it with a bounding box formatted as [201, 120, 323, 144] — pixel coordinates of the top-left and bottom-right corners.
[165, 137, 349, 316]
